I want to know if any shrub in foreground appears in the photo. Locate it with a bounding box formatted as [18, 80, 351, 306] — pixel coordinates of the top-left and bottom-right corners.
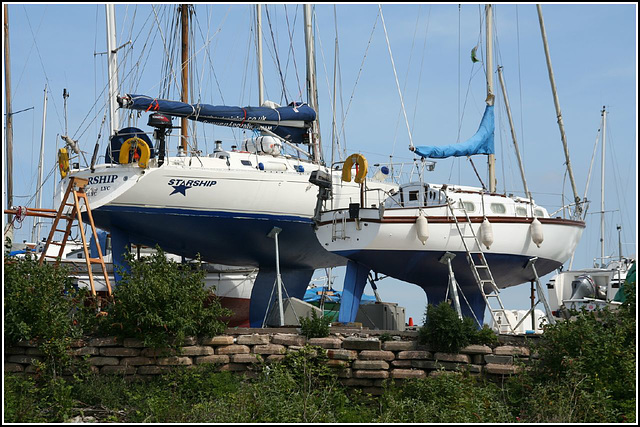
[4, 252, 96, 378]
[418, 301, 498, 352]
[505, 278, 636, 423]
[378, 372, 513, 423]
[299, 310, 331, 338]
[98, 247, 231, 348]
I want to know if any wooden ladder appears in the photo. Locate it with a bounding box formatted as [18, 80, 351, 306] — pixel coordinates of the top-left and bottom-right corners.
[39, 177, 112, 297]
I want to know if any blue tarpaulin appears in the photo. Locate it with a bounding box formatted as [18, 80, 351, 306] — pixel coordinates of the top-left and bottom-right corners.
[413, 104, 494, 159]
[118, 94, 316, 144]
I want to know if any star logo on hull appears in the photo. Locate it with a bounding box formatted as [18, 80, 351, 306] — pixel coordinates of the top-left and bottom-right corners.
[170, 183, 190, 196]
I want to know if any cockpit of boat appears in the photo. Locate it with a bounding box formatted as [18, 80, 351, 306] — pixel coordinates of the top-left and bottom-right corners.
[385, 183, 447, 208]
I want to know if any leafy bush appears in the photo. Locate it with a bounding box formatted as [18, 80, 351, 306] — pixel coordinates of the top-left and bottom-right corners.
[505, 285, 636, 423]
[194, 345, 360, 423]
[472, 324, 500, 346]
[4, 252, 96, 377]
[5, 253, 79, 345]
[4, 374, 73, 423]
[378, 373, 513, 423]
[418, 302, 496, 352]
[299, 310, 331, 338]
[98, 247, 231, 348]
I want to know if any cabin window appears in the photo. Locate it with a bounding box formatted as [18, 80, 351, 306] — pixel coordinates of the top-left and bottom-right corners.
[462, 201, 475, 212]
[408, 190, 419, 202]
[424, 190, 433, 205]
[241, 160, 252, 166]
[534, 208, 545, 217]
[515, 207, 528, 217]
[490, 203, 506, 214]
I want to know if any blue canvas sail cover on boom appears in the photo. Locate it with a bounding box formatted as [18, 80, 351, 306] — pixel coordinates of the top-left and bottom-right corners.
[117, 94, 316, 144]
[412, 104, 494, 159]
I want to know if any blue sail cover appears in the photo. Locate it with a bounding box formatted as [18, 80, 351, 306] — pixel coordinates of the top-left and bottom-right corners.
[118, 94, 316, 144]
[413, 104, 494, 158]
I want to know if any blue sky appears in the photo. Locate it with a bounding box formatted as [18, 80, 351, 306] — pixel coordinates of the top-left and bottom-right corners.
[3, 3, 637, 325]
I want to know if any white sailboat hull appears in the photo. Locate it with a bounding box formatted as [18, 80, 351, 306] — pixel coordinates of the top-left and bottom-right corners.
[57, 154, 395, 269]
[315, 194, 585, 321]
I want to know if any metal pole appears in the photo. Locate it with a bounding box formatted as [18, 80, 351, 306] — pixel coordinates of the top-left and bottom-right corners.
[485, 5, 496, 193]
[440, 252, 463, 319]
[256, 4, 264, 106]
[180, 4, 189, 153]
[331, 5, 338, 170]
[530, 280, 535, 331]
[616, 225, 622, 262]
[497, 66, 530, 200]
[4, 4, 14, 219]
[536, 4, 581, 218]
[105, 4, 120, 137]
[32, 85, 48, 243]
[303, 4, 321, 164]
[274, 230, 284, 326]
[600, 106, 607, 267]
[447, 258, 463, 320]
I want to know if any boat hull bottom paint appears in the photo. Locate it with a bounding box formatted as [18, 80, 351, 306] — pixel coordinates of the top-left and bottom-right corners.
[91, 206, 345, 270]
[216, 297, 251, 328]
[88, 207, 345, 326]
[249, 268, 315, 327]
[335, 249, 562, 323]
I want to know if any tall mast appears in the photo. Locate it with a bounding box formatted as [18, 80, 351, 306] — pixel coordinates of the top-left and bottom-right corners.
[180, 4, 189, 154]
[497, 66, 530, 200]
[32, 85, 48, 243]
[486, 4, 496, 193]
[105, 4, 120, 136]
[4, 4, 13, 219]
[303, 4, 321, 164]
[536, 4, 581, 219]
[256, 4, 264, 106]
[600, 106, 607, 266]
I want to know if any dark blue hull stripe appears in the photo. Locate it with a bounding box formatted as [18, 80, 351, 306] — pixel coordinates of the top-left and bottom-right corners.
[100, 204, 315, 224]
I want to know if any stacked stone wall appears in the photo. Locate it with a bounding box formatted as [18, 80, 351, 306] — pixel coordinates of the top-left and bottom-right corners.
[5, 328, 537, 394]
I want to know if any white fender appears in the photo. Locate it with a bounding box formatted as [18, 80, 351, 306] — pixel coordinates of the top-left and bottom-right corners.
[416, 214, 429, 245]
[531, 217, 544, 248]
[480, 217, 494, 250]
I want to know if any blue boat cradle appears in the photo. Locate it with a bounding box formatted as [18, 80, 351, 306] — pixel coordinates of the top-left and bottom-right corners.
[338, 260, 371, 323]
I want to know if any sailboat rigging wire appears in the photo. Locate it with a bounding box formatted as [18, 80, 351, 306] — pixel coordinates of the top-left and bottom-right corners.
[515, 5, 526, 165]
[283, 4, 303, 100]
[448, 14, 484, 185]
[390, 5, 422, 159]
[336, 10, 379, 151]
[265, 6, 290, 105]
[330, 5, 339, 168]
[411, 5, 431, 135]
[378, 5, 414, 150]
[20, 5, 64, 131]
[606, 124, 633, 245]
[582, 119, 603, 206]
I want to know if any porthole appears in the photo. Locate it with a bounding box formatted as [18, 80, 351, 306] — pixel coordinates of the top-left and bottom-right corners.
[490, 203, 506, 214]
